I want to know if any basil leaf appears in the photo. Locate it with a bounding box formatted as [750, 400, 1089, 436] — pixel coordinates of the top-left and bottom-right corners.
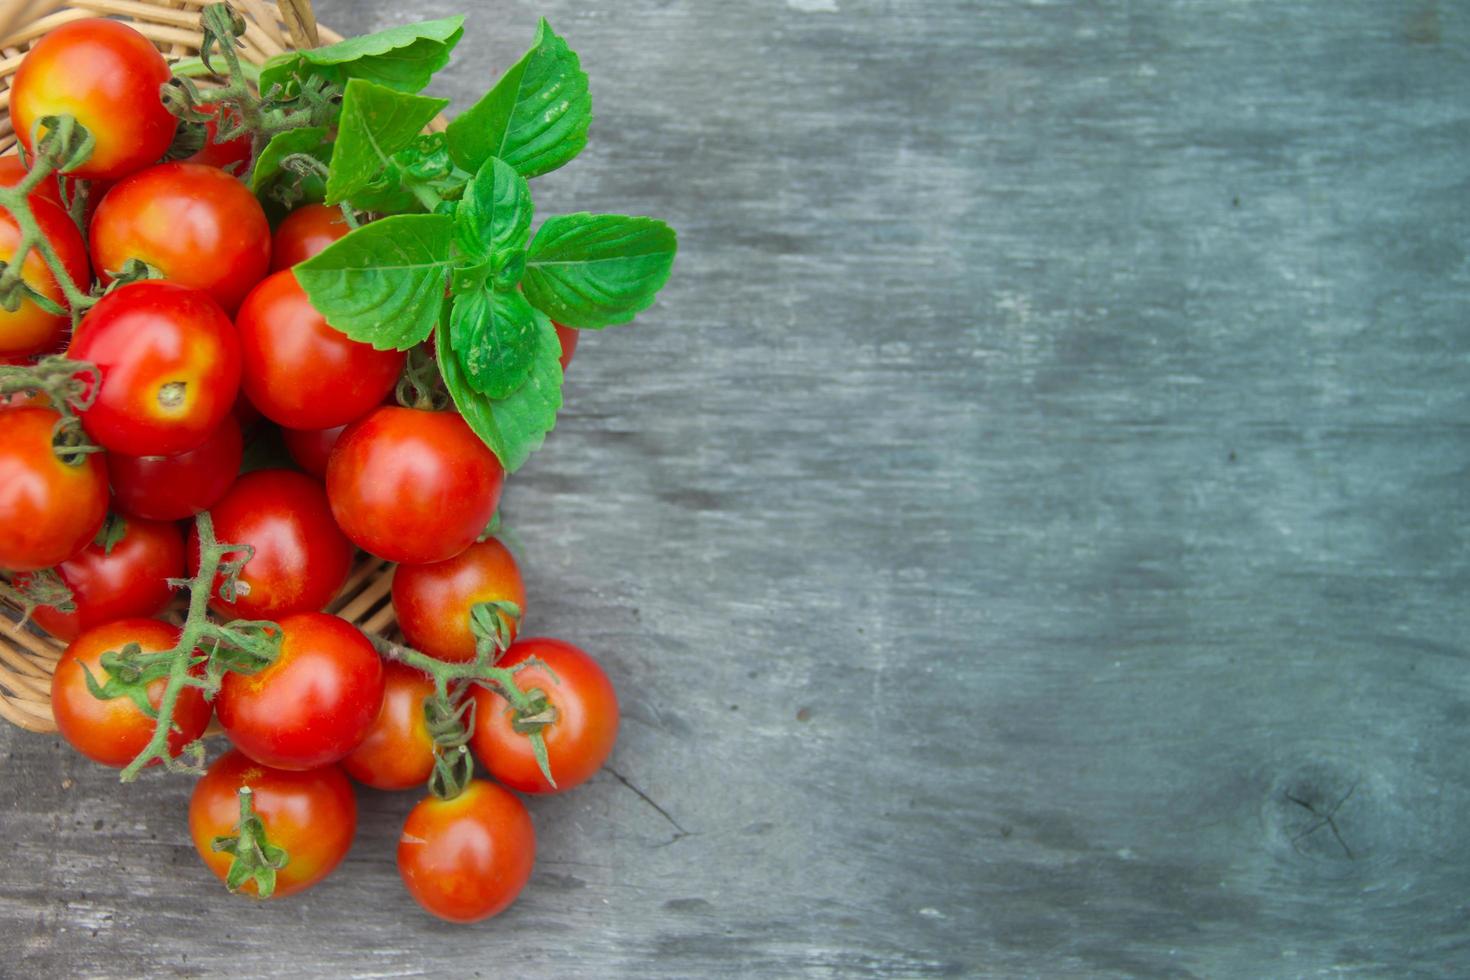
[326, 79, 449, 206]
[450, 287, 540, 398]
[259, 16, 464, 95]
[294, 214, 455, 349]
[445, 19, 591, 179]
[438, 307, 563, 472]
[250, 126, 329, 193]
[522, 214, 677, 328]
[456, 157, 533, 260]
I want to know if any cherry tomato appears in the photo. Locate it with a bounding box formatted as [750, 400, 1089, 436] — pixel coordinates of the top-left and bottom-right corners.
[271, 204, 350, 271]
[555, 322, 578, 372]
[187, 469, 353, 621]
[51, 618, 211, 768]
[67, 281, 241, 456]
[327, 407, 504, 565]
[0, 154, 64, 207]
[90, 162, 271, 313]
[108, 416, 243, 521]
[189, 749, 356, 899]
[236, 271, 404, 429]
[32, 517, 184, 641]
[182, 104, 251, 175]
[398, 779, 535, 923]
[281, 423, 345, 479]
[342, 661, 437, 791]
[392, 538, 526, 663]
[0, 194, 90, 359]
[0, 406, 108, 570]
[216, 612, 384, 771]
[470, 638, 619, 794]
[11, 19, 177, 181]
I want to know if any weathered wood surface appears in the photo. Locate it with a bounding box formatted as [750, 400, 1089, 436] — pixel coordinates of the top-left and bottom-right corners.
[4, 1, 1470, 976]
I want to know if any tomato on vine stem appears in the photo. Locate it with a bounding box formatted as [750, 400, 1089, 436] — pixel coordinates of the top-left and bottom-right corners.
[216, 612, 384, 771]
[32, 517, 184, 641]
[470, 638, 620, 794]
[0, 406, 108, 571]
[51, 618, 211, 768]
[392, 538, 526, 663]
[190, 749, 356, 899]
[10, 18, 178, 181]
[342, 661, 437, 791]
[0, 195, 90, 360]
[398, 779, 536, 923]
[187, 469, 354, 621]
[90, 162, 271, 314]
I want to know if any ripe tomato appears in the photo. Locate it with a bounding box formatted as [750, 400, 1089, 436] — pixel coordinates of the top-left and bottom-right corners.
[32, 518, 184, 641]
[0, 194, 90, 359]
[281, 423, 345, 479]
[182, 104, 251, 175]
[470, 638, 619, 794]
[0, 154, 64, 207]
[10, 19, 177, 181]
[235, 271, 404, 429]
[108, 416, 243, 521]
[342, 661, 437, 790]
[67, 281, 240, 457]
[327, 407, 504, 565]
[90, 162, 271, 313]
[0, 407, 108, 571]
[187, 469, 353, 621]
[189, 749, 356, 899]
[216, 612, 384, 770]
[555, 322, 578, 372]
[51, 618, 211, 768]
[398, 779, 535, 923]
[271, 204, 350, 271]
[392, 538, 526, 663]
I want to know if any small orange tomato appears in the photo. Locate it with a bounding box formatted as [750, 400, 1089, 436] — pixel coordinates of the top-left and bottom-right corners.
[343, 661, 438, 790]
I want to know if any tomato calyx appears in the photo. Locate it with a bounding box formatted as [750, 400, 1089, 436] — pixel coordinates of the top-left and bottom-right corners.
[395, 343, 451, 411]
[423, 687, 477, 800]
[210, 786, 290, 899]
[0, 567, 74, 622]
[0, 356, 105, 465]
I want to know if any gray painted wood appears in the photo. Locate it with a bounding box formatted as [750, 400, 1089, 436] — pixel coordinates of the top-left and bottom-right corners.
[3, 0, 1469, 976]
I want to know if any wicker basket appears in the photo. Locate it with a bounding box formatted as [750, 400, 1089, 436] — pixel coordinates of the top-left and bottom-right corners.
[0, 0, 409, 733]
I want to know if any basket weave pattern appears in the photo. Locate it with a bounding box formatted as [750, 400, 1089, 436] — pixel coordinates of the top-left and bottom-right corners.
[0, 0, 405, 733]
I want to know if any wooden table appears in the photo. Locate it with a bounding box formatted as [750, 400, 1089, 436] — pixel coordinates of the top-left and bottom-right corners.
[4, 1, 1468, 975]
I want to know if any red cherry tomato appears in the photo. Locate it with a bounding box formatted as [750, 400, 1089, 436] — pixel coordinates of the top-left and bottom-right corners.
[187, 469, 353, 621]
[90, 162, 271, 313]
[67, 281, 241, 456]
[235, 270, 404, 429]
[51, 618, 211, 768]
[555, 322, 578, 372]
[327, 407, 504, 565]
[392, 538, 526, 663]
[11, 19, 177, 181]
[398, 780, 535, 923]
[182, 104, 251, 175]
[0, 154, 64, 207]
[271, 203, 350, 271]
[216, 612, 384, 771]
[342, 661, 437, 791]
[281, 423, 345, 479]
[189, 749, 356, 899]
[0, 406, 108, 570]
[470, 638, 619, 794]
[32, 517, 184, 641]
[0, 194, 90, 359]
[108, 416, 243, 521]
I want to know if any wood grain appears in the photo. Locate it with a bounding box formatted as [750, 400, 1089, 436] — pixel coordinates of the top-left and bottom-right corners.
[3, 0, 1470, 976]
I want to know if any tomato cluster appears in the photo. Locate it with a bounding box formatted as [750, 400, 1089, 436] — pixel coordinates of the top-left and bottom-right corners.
[0, 18, 609, 924]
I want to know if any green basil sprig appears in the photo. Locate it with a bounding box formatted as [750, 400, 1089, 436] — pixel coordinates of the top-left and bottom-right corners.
[289, 19, 676, 472]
